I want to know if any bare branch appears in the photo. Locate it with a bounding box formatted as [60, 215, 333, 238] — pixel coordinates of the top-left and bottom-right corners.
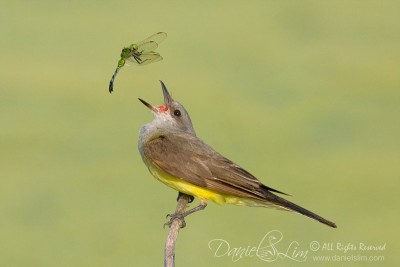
[164, 193, 192, 267]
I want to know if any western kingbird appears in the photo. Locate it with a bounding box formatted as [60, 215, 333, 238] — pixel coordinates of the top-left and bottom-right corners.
[138, 81, 337, 228]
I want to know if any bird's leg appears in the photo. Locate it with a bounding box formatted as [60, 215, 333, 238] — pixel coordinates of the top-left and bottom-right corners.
[176, 192, 194, 203]
[164, 197, 207, 229]
[180, 199, 207, 217]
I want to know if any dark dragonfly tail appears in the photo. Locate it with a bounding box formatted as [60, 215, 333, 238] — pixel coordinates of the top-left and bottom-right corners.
[109, 66, 121, 93]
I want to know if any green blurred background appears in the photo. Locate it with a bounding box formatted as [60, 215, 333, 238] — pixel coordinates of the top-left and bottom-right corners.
[1, 0, 399, 266]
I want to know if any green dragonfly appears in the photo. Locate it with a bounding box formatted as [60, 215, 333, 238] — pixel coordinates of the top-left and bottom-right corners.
[109, 32, 167, 93]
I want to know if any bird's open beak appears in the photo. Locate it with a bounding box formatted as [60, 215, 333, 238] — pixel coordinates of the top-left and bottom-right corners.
[160, 80, 173, 107]
[138, 98, 158, 113]
[138, 81, 172, 113]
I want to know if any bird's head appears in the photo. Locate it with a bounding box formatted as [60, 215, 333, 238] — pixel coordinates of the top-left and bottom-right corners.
[139, 81, 195, 136]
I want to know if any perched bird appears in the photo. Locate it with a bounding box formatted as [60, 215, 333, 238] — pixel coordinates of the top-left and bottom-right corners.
[138, 81, 337, 228]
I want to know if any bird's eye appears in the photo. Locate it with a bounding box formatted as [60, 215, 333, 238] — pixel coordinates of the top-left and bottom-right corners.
[174, 110, 181, 117]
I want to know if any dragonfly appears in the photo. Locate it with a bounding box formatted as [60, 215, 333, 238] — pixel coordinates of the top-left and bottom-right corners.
[109, 32, 167, 93]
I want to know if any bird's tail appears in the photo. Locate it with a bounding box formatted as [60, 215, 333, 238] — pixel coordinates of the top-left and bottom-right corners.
[263, 190, 337, 228]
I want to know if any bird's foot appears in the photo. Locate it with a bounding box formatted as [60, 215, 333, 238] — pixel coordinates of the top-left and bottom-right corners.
[163, 200, 208, 229]
[164, 213, 186, 229]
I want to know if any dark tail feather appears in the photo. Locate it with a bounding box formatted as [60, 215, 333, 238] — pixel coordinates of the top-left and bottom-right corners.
[265, 192, 337, 228]
[262, 184, 290, 196]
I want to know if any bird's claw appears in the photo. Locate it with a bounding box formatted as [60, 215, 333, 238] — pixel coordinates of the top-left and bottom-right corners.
[164, 213, 186, 229]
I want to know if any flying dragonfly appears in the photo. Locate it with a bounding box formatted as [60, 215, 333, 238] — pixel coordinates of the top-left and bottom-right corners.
[109, 32, 167, 93]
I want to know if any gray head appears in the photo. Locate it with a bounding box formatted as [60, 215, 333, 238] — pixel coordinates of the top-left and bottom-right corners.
[139, 81, 195, 136]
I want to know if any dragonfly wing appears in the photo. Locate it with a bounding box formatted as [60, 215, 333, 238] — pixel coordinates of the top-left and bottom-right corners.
[136, 52, 163, 66]
[136, 32, 167, 47]
[125, 51, 163, 65]
[137, 41, 158, 53]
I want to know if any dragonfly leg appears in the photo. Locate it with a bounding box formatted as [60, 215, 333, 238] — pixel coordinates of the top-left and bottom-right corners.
[133, 52, 143, 64]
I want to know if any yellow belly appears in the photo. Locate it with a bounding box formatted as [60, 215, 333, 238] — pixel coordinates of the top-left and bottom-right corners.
[148, 165, 261, 207]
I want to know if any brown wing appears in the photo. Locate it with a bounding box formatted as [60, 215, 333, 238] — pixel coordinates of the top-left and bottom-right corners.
[142, 131, 287, 200]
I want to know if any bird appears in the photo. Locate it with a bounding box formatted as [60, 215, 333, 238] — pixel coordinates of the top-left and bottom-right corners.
[137, 81, 337, 228]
